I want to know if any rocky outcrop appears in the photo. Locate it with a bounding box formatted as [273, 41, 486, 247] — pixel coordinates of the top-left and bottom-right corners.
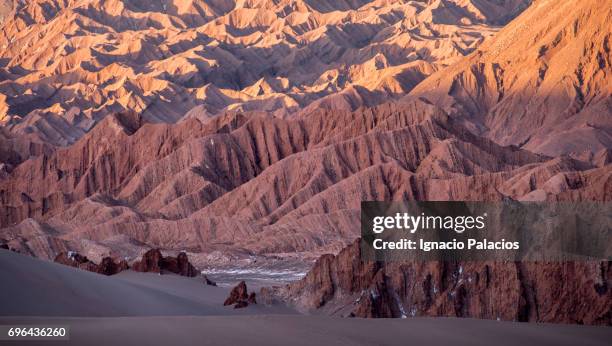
[97, 257, 130, 276]
[203, 275, 217, 286]
[132, 249, 198, 277]
[234, 301, 249, 309]
[53, 251, 128, 276]
[224, 281, 249, 306]
[131, 249, 163, 273]
[54, 252, 98, 271]
[224, 281, 257, 309]
[159, 252, 198, 277]
[0, 242, 19, 253]
[270, 240, 612, 325]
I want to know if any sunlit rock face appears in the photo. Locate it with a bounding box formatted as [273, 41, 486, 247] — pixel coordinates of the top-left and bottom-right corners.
[410, 0, 612, 156]
[0, 0, 531, 145]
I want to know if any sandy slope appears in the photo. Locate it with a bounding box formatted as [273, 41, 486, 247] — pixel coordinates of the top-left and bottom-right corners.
[0, 249, 294, 317]
[1, 249, 610, 346]
[0, 315, 611, 346]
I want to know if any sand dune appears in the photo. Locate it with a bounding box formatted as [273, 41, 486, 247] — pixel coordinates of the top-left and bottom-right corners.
[1, 249, 610, 346]
[0, 249, 293, 317]
[1, 315, 611, 346]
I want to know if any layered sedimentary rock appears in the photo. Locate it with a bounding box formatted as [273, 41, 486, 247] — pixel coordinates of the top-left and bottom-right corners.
[0, 0, 531, 145]
[1, 98, 610, 264]
[0, 124, 56, 180]
[264, 240, 611, 325]
[410, 0, 612, 156]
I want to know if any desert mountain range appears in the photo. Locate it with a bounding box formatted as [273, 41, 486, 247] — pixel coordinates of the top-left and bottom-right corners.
[1, 101, 609, 264]
[0, 0, 610, 324]
[410, 0, 612, 156]
[0, 0, 530, 146]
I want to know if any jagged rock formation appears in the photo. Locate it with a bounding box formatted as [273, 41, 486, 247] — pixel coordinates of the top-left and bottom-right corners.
[132, 248, 198, 277]
[0, 126, 54, 173]
[410, 0, 612, 156]
[203, 274, 217, 286]
[0, 0, 531, 145]
[1, 98, 609, 263]
[131, 249, 164, 273]
[224, 281, 248, 306]
[265, 240, 611, 325]
[53, 250, 128, 275]
[54, 251, 99, 272]
[165, 252, 199, 277]
[224, 280, 256, 308]
[97, 255, 130, 275]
